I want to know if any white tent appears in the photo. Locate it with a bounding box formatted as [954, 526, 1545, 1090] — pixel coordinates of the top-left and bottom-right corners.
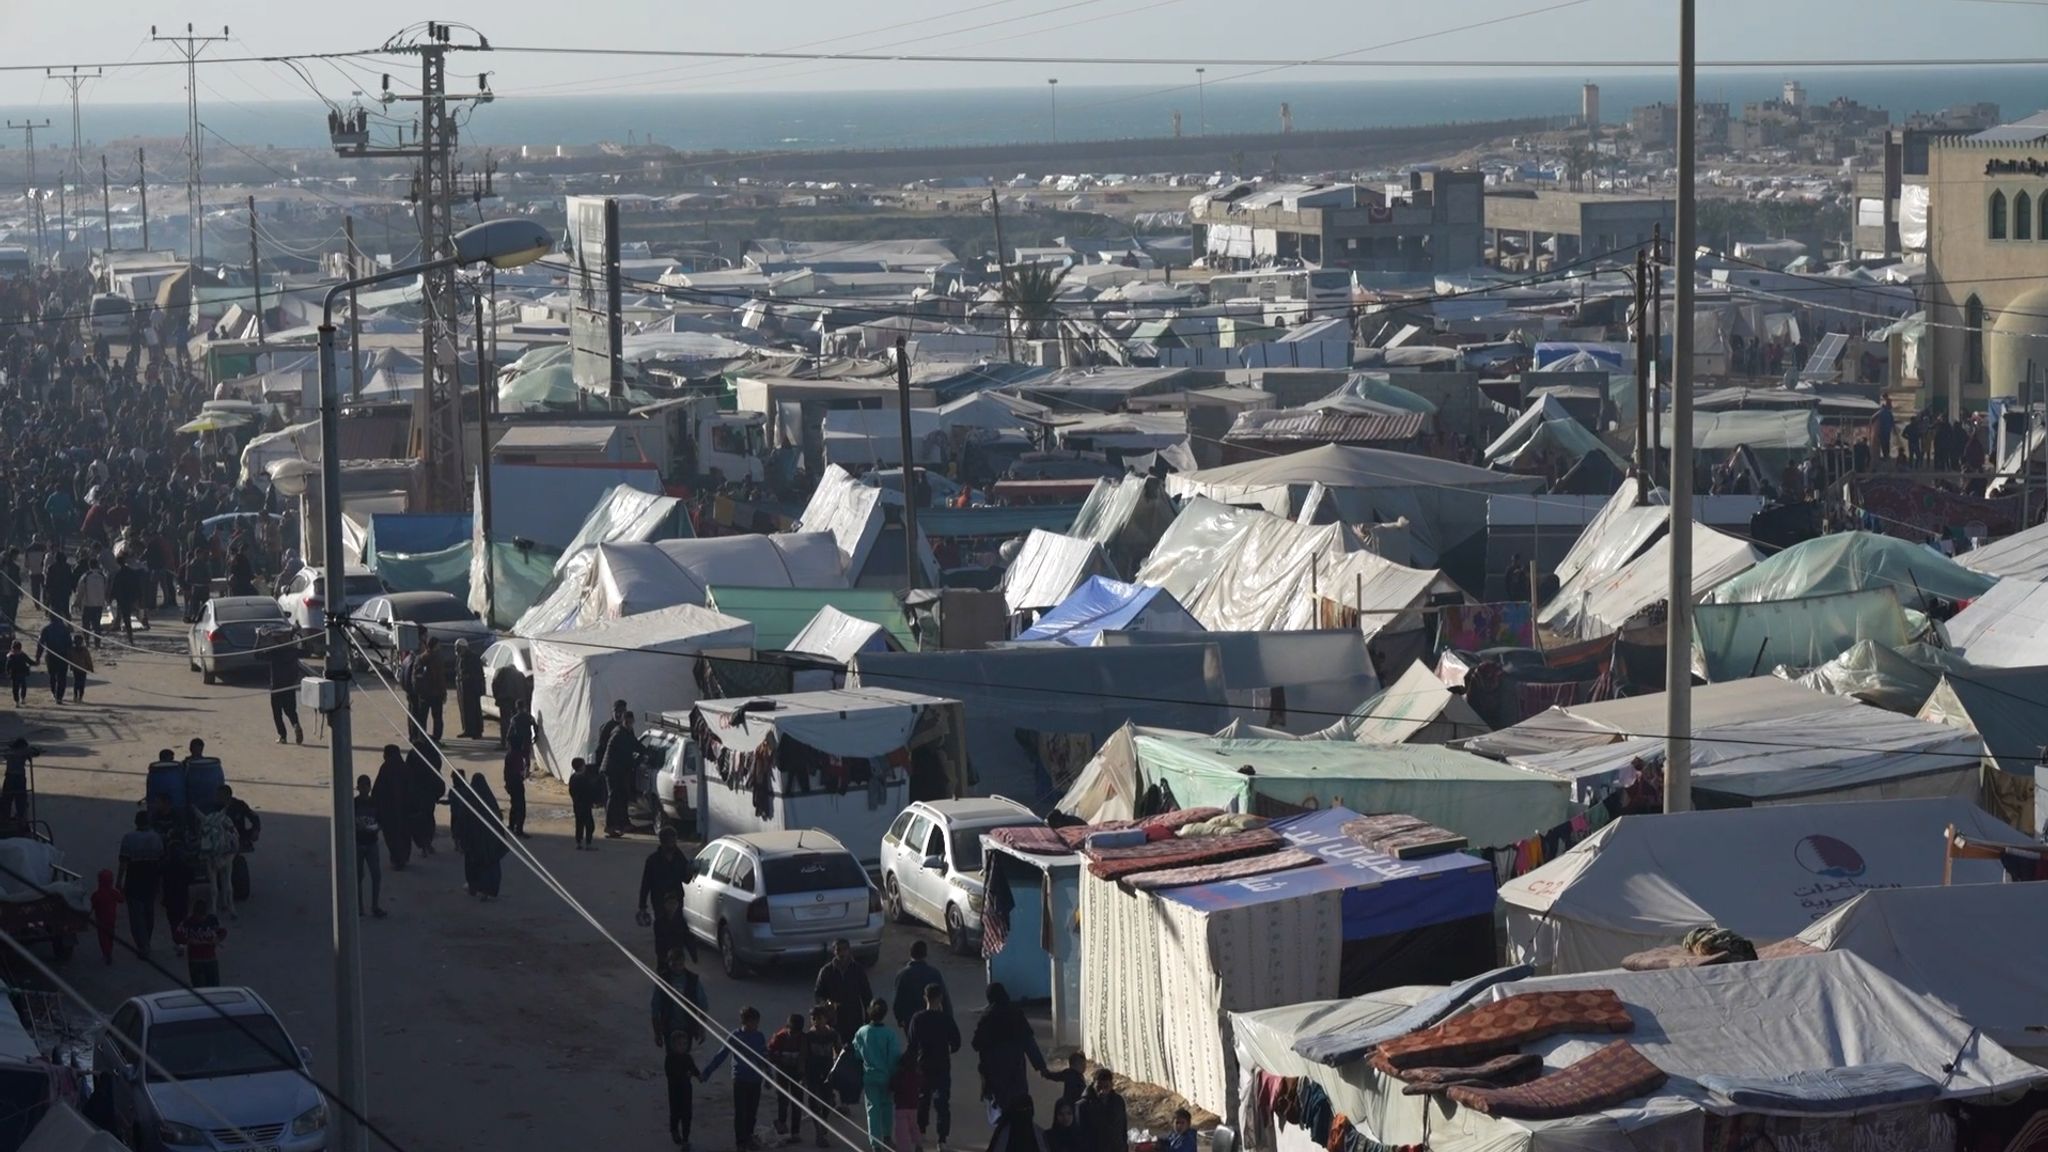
[1538, 479, 1669, 638]
[1232, 951, 2047, 1152]
[1792, 884, 2048, 1064]
[530, 604, 754, 780]
[519, 533, 845, 636]
[1552, 522, 1762, 641]
[1506, 701, 1983, 807]
[786, 604, 902, 666]
[1325, 660, 1488, 745]
[795, 465, 940, 588]
[1498, 797, 2025, 974]
[1002, 530, 1113, 616]
[1316, 548, 1464, 646]
[502, 484, 683, 634]
[1958, 520, 2048, 580]
[1942, 579, 2048, 668]
[1136, 498, 1361, 632]
[1461, 678, 1857, 761]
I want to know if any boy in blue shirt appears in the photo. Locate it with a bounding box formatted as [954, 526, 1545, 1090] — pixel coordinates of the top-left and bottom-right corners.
[700, 1005, 769, 1150]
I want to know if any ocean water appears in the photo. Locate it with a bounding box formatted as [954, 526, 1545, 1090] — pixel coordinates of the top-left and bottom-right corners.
[8, 67, 2044, 154]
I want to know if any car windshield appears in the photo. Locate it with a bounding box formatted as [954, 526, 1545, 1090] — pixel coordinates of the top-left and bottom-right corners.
[342, 576, 385, 597]
[397, 600, 475, 624]
[145, 1016, 298, 1081]
[950, 824, 1037, 873]
[762, 853, 867, 894]
[213, 603, 283, 623]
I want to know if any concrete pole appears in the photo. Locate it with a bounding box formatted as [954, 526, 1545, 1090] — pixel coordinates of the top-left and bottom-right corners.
[1664, 0, 1697, 814]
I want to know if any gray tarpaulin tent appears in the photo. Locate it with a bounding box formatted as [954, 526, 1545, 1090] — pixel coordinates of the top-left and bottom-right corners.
[848, 644, 1228, 806]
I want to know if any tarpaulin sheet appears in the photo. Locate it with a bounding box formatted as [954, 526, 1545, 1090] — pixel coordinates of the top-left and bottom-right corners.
[785, 605, 901, 665]
[796, 465, 885, 583]
[1959, 519, 2048, 580]
[1559, 523, 1761, 641]
[1002, 530, 1113, 614]
[486, 463, 662, 552]
[363, 513, 471, 566]
[1324, 661, 1490, 745]
[1692, 586, 1913, 683]
[1944, 579, 2048, 668]
[1016, 576, 1202, 646]
[1136, 500, 1358, 633]
[1916, 665, 2048, 776]
[1782, 639, 1958, 715]
[1158, 806, 1494, 940]
[1538, 480, 1669, 639]
[1317, 549, 1461, 644]
[1649, 409, 1816, 453]
[1704, 530, 1993, 614]
[1498, 797, 2023, 976]
[1071, 476, 1178, 579]
[518, 533, 845, 636]
[1101, 630, 1380, 737]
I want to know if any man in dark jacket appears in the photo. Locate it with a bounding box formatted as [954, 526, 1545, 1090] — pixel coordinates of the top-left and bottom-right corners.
[455, 639, 486, 739]
[906, 982, 962, 1150]
[598, 711, 642, 838]
[415, 637, 447, 741]
[637, 826, 695, 947]
[893, 939, 952, 1029]
[1078, 1069, 1130, 1152]
[265, 631, 304, 744]
[813, 938, 873, 1045]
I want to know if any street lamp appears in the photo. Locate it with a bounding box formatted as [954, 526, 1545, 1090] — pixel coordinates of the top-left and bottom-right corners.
[1048, 78, 1058, 143]
[1196, 68, 1206, 136]
[313, 216, 552, 1152]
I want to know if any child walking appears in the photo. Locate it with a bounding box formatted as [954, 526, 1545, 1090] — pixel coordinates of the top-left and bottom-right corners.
[769, 1012, 807, 1142]
[89, 869, 123, 964]
[665, 1029, 699, 1150]
[5, 641, 29, 705]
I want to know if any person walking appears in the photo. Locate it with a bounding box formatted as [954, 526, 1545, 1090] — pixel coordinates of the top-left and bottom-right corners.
[353, 775, 387, 918]
[265, 631, 304, 744]
[907, 982, 961, 1152]
[665, 1028, 700, 1151]
[505, 695, 536, 790]
[502, 735, 530, 839]
[972, 983, 1047, 1125]
[34, 615, 72, 703]
[173, 896, 226, 987]
[600, 711, 643, 838]
[198, 802, 238, 921]
[768, 1013, 807, 1143]
[416, 637, 448, 741]
[67, 641, 91, 703]
[6, 641, 30, 706]
[43, 552, 73, 621]
[217, 785, 261, 905]
[75, 557, 107, 649]
[638, 825, 696, 951]
[404, 738, 445, 857]
[699, 1006, 769, 1151]
[568, 756, 602, 850]
[459, 771, 508, 900]
[1077, 1068, 1130, 1152]
[89, 869, 123, 964]
[456, 639, 486, 739]
[814, 939, 875, 1048]
[1, 738, 36, 822]
[893, 939, 951, 1030]
[116, 812, 164, 954]
[491, 648, 532, 747]
[851, 999, 903, 1152]
[371, 745, 413, 870]
[110, 557, 145, 643]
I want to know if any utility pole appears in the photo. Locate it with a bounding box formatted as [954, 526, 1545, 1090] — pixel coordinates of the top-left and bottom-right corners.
[151, 24, 228, 265]
[137, 148, 149, 250]
[988, 183, 1017, 363]
[332, 22, 494, 512]
[1047, 78, 1058, 143]
[246, 194, 263, 343]
[473, 280, 495, 624]
[100, 155, 111, 249]
[1632, 243, 1650, 493]
[6, 121, 51, 265]
[47, 66, 101, 186]
[344, 214, 361, 397]
[1665, 0, 1697, 815]
[1650, 223, 1663, 485]
[1196, 67, 1207, 135]
[895, 336, 921, 593]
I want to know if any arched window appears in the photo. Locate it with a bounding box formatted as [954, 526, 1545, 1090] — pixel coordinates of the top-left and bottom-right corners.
[2019, 191, 2035, 241]
[1966, 295, 1985, 384]
[2040, 190, 2047, 241]
[1990, 190, 2008, 240]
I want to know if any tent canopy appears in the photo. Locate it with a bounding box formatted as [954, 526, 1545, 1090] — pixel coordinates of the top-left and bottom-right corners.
[785, 604, 906, 666]
[1704, 531, 1994, 614]
[1100, 629, 1382, 738]
[1943, 578, 2048, 668]
[1551, 521, 1761, 642]
[705, 586, 917, 654]
[1915, 665, 2048, 775]
[1002, 530, 1114, 615]
[1324, 660, 1489, 745]
[1462, 678, 1857, 761]
[1015, 576, 1203, 647]
[1497, 797, 2025, 974]
[529, 603, 754, 780]
[1783, 639, 1968, 715]
[1957, 520, 2048, 581]
[1135, 498, 1361, 632]
[517, 533, 846, 636]
[796, 465, 939, 588]
[1692, 586, 1914, 683]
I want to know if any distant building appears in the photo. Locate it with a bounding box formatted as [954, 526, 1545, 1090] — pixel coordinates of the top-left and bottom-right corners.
[1581, 83, 1601, 129]
[1782, 81, 1807, 110]
[1631, 102, 1678, 149]
[1853, 127, 1949, 260]
[1190, 171, 1485, 279]
[1925, 111, 2048, 413]
[1484, 190, 1675, 266]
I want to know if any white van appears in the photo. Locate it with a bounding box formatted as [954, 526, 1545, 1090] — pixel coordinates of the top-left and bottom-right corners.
[89, 293, 133, 338]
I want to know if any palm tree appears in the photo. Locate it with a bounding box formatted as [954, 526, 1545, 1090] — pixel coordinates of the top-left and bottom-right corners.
[1000, 263, 1068, 341]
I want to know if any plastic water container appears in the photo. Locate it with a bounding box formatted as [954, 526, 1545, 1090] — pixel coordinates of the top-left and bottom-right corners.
[145, 759, 187, 811]
[183, 757, 225, 811]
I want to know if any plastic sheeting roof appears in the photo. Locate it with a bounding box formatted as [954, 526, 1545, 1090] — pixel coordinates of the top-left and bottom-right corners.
[1915, 665, 2048, 775]
[1135, 498, 1360, 632]
[784, 605, 904, 666]
[1508, 700, 1982, 808]
[1795, 885, 2048, 1063]
[1704, 531, 1995, 614]
[1555, 522, 1762, 641]
[1538, 479, 1670, 638]
[691, 687, 949, 761]
[1483, 394, 1621, 471]
[1127, 731, 1569, 849]
[796, 466, 887, 583]
[1002, 530, 1113, 614]
[1169, 443, 1540, 500]
[1070, 476, 1178, 580]
[1325, 660, 1489, 745]
[485, 463, 663, 553]
[1499, 797, 2025, 975]
[1944, 579, 2048, 668]
[1316, 548, 1463, 643]
[1782, 639, 1966, 715]
[705, 586, 915, 653]
[1649, 408, 1816, 452]
[1693, 586, 1914, 683]
[518, 533, 846, 636]
[1100, 630, 1382, 738]
[1957, 521, 2048, 580]
[510, 484, 688, 636]
[530, 604, 754, 780]
[1462, 678, 1857, 761]
[1015, 576, 1201, 646]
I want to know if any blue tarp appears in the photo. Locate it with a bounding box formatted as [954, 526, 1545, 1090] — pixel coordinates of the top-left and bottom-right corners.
[1017, 576, 1202, 646]
[364, 513, 472, 567]
[1533, 341, 1628, 370]
[1156, 806, 1495, 940]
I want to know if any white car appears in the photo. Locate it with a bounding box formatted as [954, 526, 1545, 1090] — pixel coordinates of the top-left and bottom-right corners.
[94, 987, 329, 1152]
[353, 592, 494, 670]
[685, 831, 883, 979]
[880, 797, 1044, 955]
[276, 566, 388, 635]
[479, 638, 532, 722]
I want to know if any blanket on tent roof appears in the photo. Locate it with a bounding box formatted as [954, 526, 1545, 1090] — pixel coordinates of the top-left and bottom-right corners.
[989, 806, 1230, 857]
[1083, 827, 1283, 881]
[1395, 1052, 1545, 1096]
[1444, 1040, 1667, 1119]
[1121, 848, 1318, 891]
[1371, 989, 1634, 1072]
[1291, 963, 1534, 1067]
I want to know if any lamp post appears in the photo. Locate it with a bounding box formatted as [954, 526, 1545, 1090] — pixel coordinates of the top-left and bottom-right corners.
[313, 217, 553, 1152]
[1048, 78, 1059, 143]
[1196, 68, 1207, 136]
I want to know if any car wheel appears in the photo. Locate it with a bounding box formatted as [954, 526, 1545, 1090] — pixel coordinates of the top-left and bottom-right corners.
[883, 875, 910, 924]
[718, 923, 745, 979]
[945, 903, 971, 956]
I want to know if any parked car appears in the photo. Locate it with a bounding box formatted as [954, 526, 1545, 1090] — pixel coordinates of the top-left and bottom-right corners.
[683, 831, 882, 978]
[187, 597, 292, 685]
[880, 797, 1043, 954]
[478, 638, 532, 722]
[89, 292, 133, 339]
[94, 987, 329, 1152]
[276, 566, 388, 636]
[353, 592, 494, 670]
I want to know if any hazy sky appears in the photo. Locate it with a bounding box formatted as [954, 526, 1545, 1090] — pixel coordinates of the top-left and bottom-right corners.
[1, 0, 2042, 108]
